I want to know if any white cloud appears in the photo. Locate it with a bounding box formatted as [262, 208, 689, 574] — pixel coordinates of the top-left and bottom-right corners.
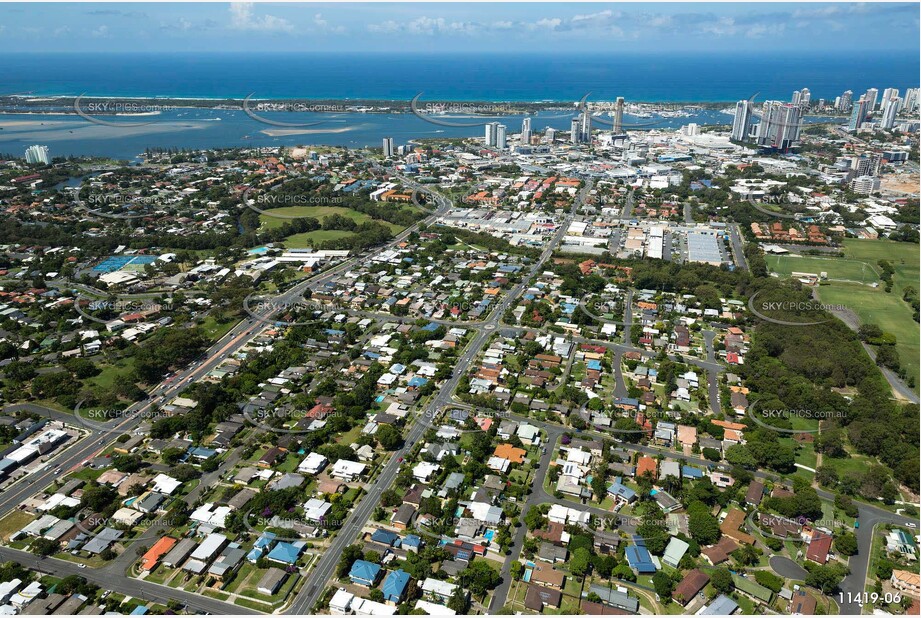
[314, 13, 344, 34]
[229, 2, 293, 33]
[91, 25, 110, 38]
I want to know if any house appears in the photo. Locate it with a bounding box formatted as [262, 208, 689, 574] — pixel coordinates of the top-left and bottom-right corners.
[891, 569, 921, 596]
[805, 533, 833, 565]
[790, 589, 817, 615]
[349, 560, 383, 587]
[673, 569, 709, 605]
[701, 537, 739, 565]
[140, 536, 177, 572]
[530, 565, 565, 589]
[745, 480, 764, 506]
[267, 541, 304, 565]
[593, 530, 620, 554]
[607, 477, 636, 505]
[381, 569, 411, 604]
[421, 578, 459, 603]
[625, 540, 657, 573]
[586, 585, 640, 613]
[636, 456, 657, 479]
[298, 452, 328, 475]
[720, 508, 755, 545]
[537, 542, 568, 563]
[732, 574, 774, 605]
[331, 459, 366, 481]
[493, 443, 526, 464]
[257, 568, 288, 596]
[525, 584, 562, 612]
[392, 504, 417, 531]
[699, 594, 738, 615]
[662, 537, 690, 568]
[329, 589, 354, 615]
[413, 462, 440, 482]
[886, 529, 918, 559]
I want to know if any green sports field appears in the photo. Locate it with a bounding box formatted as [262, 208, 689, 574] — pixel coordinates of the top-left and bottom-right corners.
[766, 239, 920, 391]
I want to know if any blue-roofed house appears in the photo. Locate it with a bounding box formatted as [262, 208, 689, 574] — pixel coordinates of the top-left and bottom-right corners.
[587, 360, 603, 372]
[409, 376, 429, 388]
[607, 477, 637, 505]
[267, 541, 303, 565]
[381, 569, 411, 604]
[371, 529, 401, 547]
[421, 322, 440, 332]
[248, 531, 276, 562]
[402, 535, 423, 553]
[625, 539, 657, 573]
[350, 560, 382, 587]
[130, 606, 148, 615]
[682, 466, 704, 479]
[700, 594, 738, 615]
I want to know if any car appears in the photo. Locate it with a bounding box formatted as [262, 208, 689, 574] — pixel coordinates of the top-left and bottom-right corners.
[77, 563, 86, 569]
[397, 457, 403, 462]
[907, 522, 918, 529]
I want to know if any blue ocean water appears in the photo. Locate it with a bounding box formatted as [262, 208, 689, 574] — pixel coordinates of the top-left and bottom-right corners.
[0, 52, 916, 158]
[2, 52, 918, 101]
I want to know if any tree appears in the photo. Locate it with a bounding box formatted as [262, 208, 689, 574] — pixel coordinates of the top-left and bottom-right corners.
[711, 568, 732, 593]
[805, 561, 849, 594]
[570, 548, 592, 577]
[376, 424, 403, 451]
[509, 561, 524, 581]
[336, 544, 363, 578]
[732, 544, 760, 567]
[30, 538, 59, 556]
[460, 561, 502, 598]
[835, 532, 858, 556]
[447, 586, 470, 613]
[653, 571, 675, 600]
[687, 501, 721, 545]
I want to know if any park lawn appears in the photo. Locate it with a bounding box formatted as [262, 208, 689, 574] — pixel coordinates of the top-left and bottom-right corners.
[283, 229, 356, 249]
[85, 357, 136, 390]
[199, 316, 238, 341]
[258, 206, 378, 230]
[0, 511, 34, 541]
[765, 254, 879, 283]
[817, 282, 919, 388]
[841, 238, 920, 288]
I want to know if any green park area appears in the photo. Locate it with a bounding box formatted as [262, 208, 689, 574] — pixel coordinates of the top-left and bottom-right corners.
[766, 239, 919, 389]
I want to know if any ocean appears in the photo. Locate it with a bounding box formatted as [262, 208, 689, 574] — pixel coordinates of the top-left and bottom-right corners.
[0, 52, 916, 158]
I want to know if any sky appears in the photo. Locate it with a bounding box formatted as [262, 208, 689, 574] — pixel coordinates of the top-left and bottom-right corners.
[0, 2, 917, 54]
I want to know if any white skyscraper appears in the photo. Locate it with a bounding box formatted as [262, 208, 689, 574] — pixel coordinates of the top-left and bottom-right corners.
[731, 99, 753, 142]
[881, 88, 899, 108]
[570, 117, 581, 144]
[756, 101, 801, 150]
[613, 97, 625, 134]
[25, 145, 50, 165]
[520, 117, 532, 145]
[545, 127, 557, 142]
[792, 88, 810, 109]
[837, 90, 853, 112]
[496, 124, 507, 149]
[881, 97, 900, 130]
[848, 96, 869, 131]
[580, 112, 592, 144]
[485, 123, 498, 147]
[864, 88, 879, 111]
[382, 138, 394, 158]
[903, 88, 919, 112]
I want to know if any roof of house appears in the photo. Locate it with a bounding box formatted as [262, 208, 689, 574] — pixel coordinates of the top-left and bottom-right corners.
[525, 584, 562, 610]
[140, 536, 177, 571]
[720, 508, 755, 545]
[530, 565, 565, 587]
[382, 569, 411, 601]
[493, 443, 526, 464]
[625, 542, 656, 573]
[349, 559, 382, 583]
[673, 569, 710, 605]
[636, 456, 657, 478]
[805, 533, 833, 565]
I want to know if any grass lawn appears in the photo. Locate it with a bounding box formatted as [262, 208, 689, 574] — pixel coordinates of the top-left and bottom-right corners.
[86, 357, 136, 390]
[765, 254, 879, 283]
[818, 282, 919, 389]
[0, 511, 34, 541]
[283, 229, 355, 249]
[199, 316, 238, 341]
